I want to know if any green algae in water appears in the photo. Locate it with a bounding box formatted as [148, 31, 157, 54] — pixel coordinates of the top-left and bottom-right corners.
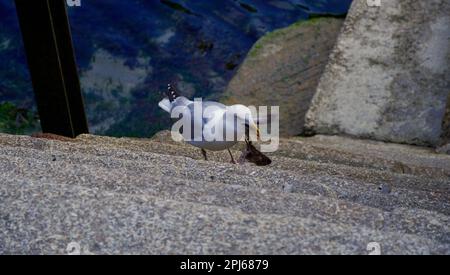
[225, 62, 238, 71]
[0, 102, 40, 135]
[248, 17, 335, 58]
[239, 2, 258, 13]
[160, 0, 193, 15]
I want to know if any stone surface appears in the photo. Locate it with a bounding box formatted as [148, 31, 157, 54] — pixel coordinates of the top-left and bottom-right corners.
[222, 17, 344, 136]
[436, 143, 450, 155]
[2, 179, 446, 255]
[1, 139, 449, 217]
[0, 132, 449, 254]
[149, 130, 450, 181]
[2, 150, 449, 243]
[305, 0, 450, 146]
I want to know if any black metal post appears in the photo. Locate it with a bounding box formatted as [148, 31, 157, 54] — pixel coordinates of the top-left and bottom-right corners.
[14, 0, 89, 138]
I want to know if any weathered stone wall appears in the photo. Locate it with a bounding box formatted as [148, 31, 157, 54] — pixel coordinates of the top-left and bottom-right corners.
[442, 96, 450, 144]
[305, 0, 450, 146]
[222, 17, 344, 137]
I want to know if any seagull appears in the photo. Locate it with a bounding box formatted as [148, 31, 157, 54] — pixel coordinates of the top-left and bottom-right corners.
[158, 84, 260, 163]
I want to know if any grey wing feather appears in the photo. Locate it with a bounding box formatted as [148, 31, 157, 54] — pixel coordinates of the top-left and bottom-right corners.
[186, 101, 226, 126]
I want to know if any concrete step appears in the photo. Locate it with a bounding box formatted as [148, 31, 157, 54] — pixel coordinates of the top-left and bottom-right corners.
[76, 133, 450, 194]
[0, 136, 449, 217]
[151, 130, 450, 179]
[1, 154, 448, 243]
[274, 137, 450, 180]
[10, 133, 450, 197]
[0, 178, 447, 254]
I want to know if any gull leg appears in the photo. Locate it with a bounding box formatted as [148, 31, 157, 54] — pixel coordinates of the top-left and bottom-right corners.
[228, 149, 236, 164]
[201, 149, 208, 161]
[238, 139, 254, 164]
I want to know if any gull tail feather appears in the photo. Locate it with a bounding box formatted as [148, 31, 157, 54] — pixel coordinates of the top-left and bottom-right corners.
[158, 98, 171, 113]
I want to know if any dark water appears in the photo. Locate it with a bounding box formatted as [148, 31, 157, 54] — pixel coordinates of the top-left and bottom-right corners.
[0, 0, 352, 136]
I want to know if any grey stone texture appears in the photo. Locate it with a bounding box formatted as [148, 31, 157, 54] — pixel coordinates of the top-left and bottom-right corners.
[222, 17, 344, 136]
[0, 132, 449, 254]
[305, 0, 450, 146]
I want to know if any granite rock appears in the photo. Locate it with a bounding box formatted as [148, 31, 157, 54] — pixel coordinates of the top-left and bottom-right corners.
[305, 0, 450, 146]
[222, 17, 344, 136]
[0, 132, 449, 254]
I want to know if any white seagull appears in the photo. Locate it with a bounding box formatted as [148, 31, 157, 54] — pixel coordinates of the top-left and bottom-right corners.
[158, 84, 260, 163]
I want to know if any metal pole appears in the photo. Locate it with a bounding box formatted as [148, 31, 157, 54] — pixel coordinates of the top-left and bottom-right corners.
[14, 0, 89, 138]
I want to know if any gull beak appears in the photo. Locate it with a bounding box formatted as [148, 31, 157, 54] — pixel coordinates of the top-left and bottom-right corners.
[250, 122, 260, 140]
